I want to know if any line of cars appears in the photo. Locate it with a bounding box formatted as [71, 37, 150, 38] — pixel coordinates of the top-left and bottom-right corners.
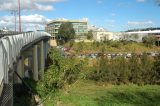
[77, 53, 131, 59]
[56, 46, 70, 52]
[77, 52, 159, 59]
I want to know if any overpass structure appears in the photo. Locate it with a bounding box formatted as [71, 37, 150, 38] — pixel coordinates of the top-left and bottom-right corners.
[0, 31, 51, 106]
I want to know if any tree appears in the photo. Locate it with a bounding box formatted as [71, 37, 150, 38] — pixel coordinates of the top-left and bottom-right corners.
[37, 48, 85, 96]
[58, 22, 75, 42]
[142, 35, 156, 47]
[153, 55, 160, 84]
[87, 30, 93, 40]
[129, 54, 142, 84]
[140, 53, 155, 84]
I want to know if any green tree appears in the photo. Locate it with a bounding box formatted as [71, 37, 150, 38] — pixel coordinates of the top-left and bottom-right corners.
[58, 22, 75, 42]
[142, 35, 156, 47]
[153, 55, 160, 84]
[37, 48, 84, 96]
[140, 53, 155, 84]
[87, 30, 93, 40]
[129, 54, 142, 84]
[117, 58, 129, 84]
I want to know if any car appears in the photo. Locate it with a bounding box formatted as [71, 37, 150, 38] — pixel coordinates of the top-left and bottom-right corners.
[126, 53, 132, 58]
[111, 54, 116, 58]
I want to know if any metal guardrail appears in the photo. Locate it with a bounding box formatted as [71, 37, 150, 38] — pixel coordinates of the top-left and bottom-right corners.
[0, 31, 51, 85]
[0, 32, 22, 38]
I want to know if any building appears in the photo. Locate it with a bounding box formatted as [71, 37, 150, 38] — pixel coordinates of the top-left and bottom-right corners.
[45, 18, 88, 38]
[93, 28, 117, 41]
[123, 30, 160, 42]
[0, 27, 20, 38]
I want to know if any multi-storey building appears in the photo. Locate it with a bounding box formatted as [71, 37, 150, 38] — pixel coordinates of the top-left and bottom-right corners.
[45, 18, 88, 38]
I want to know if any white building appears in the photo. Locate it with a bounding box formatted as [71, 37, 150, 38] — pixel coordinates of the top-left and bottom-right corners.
[93, 31, 113, 41]
[93, 28, 121, 41]
[123, 30, 160, 42]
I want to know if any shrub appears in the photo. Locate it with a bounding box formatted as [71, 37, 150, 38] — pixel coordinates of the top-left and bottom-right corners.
[36, 48, 84, 96]
[87, 53, 159, 85]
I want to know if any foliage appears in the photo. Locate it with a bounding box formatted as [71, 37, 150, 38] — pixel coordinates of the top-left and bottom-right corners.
[153, 55, 160, 84]
[142, 35, 156, 47]
[58, 22, 75, 43]
[86, 30, 93, 40]
[69, 40, 74, 48]
[129, 54, 142, 84]
[36, 48, 84, 96]
[87, 53, 159, 85]
[64, 41, 160, 54]
[140, 53, 156, 84]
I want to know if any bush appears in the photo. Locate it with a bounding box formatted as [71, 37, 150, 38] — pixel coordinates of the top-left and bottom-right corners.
[36, 48, 85, 96]
[87, 53, 159, 85]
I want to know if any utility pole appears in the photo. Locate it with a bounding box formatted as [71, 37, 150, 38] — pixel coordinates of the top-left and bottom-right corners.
[18, 0, 21, 32]
[11, 10, 18, 32]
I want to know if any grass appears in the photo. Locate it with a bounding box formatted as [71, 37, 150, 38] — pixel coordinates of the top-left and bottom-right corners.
[43, 80, 160, 106]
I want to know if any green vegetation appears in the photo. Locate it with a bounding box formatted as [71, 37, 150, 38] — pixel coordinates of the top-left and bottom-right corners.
[65, 41, 160, 54]
[36, 48, 85, 97]
[86, 30, 93, 40]
[58, 22, 75, 43]
[46, 80, 160, 106]
[87, 53, 159, 85]
[22, 47, 160, 106]
[142, 36, 156, 47]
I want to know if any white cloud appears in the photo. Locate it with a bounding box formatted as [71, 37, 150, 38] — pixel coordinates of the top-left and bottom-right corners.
[0, 0, 63, 11]
[97, 0, 103, 4]
[21, 14, 51, 24]
[33, 0, 64, 3]
[136, 0, 145, 3]
[105, 19, 115, 24]
[117, 2, 131, 7]
[0, 14, 51, 31]
[126, 20, 155, 29]
[127, 20, 153, 26]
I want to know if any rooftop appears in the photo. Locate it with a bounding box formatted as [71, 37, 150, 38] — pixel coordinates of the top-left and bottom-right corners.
[126, 30, 160, 34]
[47, 18, 88, 25]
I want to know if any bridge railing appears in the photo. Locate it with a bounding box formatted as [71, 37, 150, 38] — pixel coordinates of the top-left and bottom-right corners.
[0, 31, 51, 85]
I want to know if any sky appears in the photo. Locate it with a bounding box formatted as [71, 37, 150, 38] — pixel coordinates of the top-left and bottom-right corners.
[0, 0, 160, 32]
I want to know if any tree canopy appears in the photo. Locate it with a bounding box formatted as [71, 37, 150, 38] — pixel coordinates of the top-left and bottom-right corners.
[142, 35, 156, 47]
[87, 30, 93, 40]
[58, 22, 75, 42]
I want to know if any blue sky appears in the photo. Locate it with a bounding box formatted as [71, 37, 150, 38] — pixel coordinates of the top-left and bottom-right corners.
[0, 0, 160, 32]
